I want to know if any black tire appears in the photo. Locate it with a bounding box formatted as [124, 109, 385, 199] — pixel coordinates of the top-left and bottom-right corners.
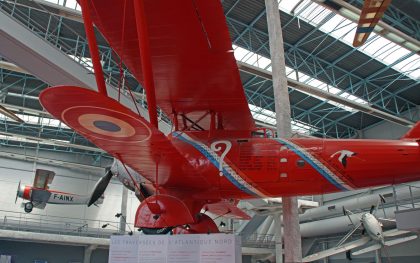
[141, 227, 173, 235]
[24, 202, 33, 213]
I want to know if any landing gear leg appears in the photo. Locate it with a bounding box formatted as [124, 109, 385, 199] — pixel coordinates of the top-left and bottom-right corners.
[24, 202, 33, 213]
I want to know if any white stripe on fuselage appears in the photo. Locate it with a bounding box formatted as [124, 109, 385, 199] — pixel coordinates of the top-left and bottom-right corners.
[274, 138, 354, 191]
[173, 132, 267, 198]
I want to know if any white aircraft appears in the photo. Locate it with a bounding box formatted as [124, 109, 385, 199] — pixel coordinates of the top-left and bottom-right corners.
[16, 169, 104, 213]
[303, 196, 418, 262]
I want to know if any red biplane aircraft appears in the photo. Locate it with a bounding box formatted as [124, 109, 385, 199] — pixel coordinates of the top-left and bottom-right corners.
[38, 0, 420, 234]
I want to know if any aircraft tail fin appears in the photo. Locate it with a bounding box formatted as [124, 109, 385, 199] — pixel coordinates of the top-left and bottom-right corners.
[401, 121, 420, 140]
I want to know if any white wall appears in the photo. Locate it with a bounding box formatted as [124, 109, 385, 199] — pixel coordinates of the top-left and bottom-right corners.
[0, 155, 140, 229]
[362, 106, 420, 139]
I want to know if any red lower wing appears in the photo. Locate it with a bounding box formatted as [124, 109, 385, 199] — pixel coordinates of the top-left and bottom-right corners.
[40, 86, 206, 189]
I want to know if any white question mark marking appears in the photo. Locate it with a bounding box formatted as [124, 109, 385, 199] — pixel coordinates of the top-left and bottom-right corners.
[210, 140, 232, 176]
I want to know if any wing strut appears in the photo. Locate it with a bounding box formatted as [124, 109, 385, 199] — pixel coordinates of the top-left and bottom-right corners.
[133, 0, 158, 128]
[79, 0, 107, 96]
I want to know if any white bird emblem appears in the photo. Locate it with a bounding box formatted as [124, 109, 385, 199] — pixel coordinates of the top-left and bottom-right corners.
[330, 150, 357, 168]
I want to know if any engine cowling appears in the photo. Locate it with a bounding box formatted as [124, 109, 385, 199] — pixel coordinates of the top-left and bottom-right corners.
[16, 185, 32, 201]
[135, 195, 196, 229]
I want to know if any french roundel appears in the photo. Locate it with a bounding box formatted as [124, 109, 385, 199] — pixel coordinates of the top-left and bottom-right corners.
[62, 106, 151, 143]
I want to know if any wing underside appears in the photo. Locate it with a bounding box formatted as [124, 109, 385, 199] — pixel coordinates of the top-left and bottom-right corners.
[40, 86, 210, 190]
[84, 0, 255, 131]
[302, 237, 370, 262]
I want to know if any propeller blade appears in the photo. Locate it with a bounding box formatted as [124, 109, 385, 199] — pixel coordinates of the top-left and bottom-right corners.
[87, 170, 113, 207]
[15, 180, 21, 204]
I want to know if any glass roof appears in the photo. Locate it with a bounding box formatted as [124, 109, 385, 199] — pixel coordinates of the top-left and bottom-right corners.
[0, 113, 69, 129]
[34, 0, 419, 135]
[280, 0, 420, 80]
[233, 44, 367, 113]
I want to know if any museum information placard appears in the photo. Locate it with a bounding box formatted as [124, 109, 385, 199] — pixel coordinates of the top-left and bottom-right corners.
[108, 234, 241, 263]
[109, 235, 139, 263]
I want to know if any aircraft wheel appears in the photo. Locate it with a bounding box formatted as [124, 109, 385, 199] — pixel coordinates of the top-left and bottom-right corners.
[141, 227, 173, 235]
[24, 202, 33, 213]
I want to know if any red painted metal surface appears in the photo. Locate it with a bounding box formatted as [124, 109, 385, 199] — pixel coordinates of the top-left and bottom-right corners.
[39, 1, 420, 229]
[40, 86, 212, 191]
[23, 186, 31, 200]
[84, 0, 255, 131]
[135, 195, 196, 228]
[40, 85, 420, 227]
[78, 0, 107, 95]
[173, 214, 220, 234]
[132, 0, 158, 128]
[204, 200, 251, 220]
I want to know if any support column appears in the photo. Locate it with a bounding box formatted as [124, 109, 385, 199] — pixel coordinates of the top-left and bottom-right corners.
[83, 245, 97, 263]
[119, 185, 128, 233]
[265, 0, 302, 262]
[375, 249, 382, 263]
[273, 214, 283, 263]
[282, 198, 302, 262]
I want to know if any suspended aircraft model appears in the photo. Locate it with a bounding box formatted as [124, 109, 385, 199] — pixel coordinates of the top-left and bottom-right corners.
[302, 196, 418, 262]
[16, 169, 104, 213]
[314, 0, 393, 47]
[353, 0, 392, 47]
[38, 0, 420, 234]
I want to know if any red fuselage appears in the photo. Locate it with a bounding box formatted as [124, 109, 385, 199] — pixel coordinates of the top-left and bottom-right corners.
[169, 131, 420, 200]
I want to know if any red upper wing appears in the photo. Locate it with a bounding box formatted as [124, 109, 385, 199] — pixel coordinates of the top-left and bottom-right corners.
[86, 0, 255, 131]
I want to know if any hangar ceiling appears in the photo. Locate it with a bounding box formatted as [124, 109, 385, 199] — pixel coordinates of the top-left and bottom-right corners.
[0, 0, 419, 165]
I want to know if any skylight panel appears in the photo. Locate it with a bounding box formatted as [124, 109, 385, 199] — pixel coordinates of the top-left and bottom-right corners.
[233, 45, 367, 113]
[394, 54, 420, 79]
[298, 72, 311, 82]
[328, 86, 341, 94]
[249, 104, 317, 134]
[256, 56, 271, 69]
[278, 0, 302, 13]
[307, 78, 324, 88]
[286, 1, 419, 80]
[65, 0, 78, 9]
[285, 66, 295, 75]
[320, 13, 344, 32]
[362, 36, 392, 56]
[1, 112, 70, 129]
[44, 0, 58, 4]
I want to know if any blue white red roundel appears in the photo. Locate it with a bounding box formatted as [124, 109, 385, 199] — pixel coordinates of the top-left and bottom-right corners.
[61, 106, 151, 143]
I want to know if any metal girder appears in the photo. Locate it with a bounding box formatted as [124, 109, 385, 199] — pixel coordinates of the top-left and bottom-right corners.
[0, 130, 104, 152]
[1, 0, 418, 140]
[226, 16, 419, 128]
[314, 0, 420, 53]
[0, 151, 106, 171]
[243, 83, 358, 138]
[238, 61, 415, 127]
